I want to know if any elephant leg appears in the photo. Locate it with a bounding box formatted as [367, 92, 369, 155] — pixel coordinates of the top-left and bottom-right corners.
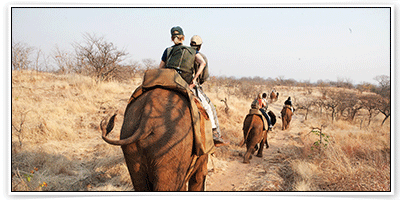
[243, 150, 252, 163]
[283, 119, 287, 130]
[252, 144, 259, 154]
[256, 141, 264, 157]
[129, 169, 152, 191]
[126, 163, 151, 191]
[122, 145, 152, 191]
[151, 160, 191, 191]
[154, 153, 194, 191]
[188, 154, 209, 191]
[244, 145, 255, 163]
[257, 131, 268, 157]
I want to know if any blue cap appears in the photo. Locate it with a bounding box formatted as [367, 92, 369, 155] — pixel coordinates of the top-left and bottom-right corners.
[171, 26, 184, 36]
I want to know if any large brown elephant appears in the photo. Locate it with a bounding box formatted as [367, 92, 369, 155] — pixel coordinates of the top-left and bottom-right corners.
[241, 111, 276, 164]
[281, 106, 293, 130]
[101, 88, 208, 191]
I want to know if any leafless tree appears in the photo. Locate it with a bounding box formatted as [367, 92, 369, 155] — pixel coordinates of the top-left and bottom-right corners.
[321, 91, 343, 122]
[114, 60, 142, 82]
[336, 77, 354, 89]
[12, 110, 31, 148]
[73, 33, 128, 81]
[373, 75, 390, 125]
[296, 97, 315, 120]
[221, 98, 229, 115]
[12, 41, 33, 70]
[275, 76, 285, 86]
[141, 58, 157, 71]
[318, 87, 329, 99]
[319, 90, 362, 122]
[359, 94, 380, 126]
[338, 91, 362, 121]
[356, 82, 375, 94]
[52, 46, 76, 74]
[377, 97, 390, 126]
[33, 49, 42, 72]
[373, 75, 390, 98]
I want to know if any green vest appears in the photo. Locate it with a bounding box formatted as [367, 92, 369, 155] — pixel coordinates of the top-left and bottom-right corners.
[166, 45, 197, 84]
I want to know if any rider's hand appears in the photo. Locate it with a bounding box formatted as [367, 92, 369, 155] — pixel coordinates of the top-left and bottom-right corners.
[189, 79, 197, 89]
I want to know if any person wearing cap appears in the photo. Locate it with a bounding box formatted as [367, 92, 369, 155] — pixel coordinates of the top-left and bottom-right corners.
[159, 26, 206, 90]
[190, 35, 228, 147]
[284, 96, 295, 113]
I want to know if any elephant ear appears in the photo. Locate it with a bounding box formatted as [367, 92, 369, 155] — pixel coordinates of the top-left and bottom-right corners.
[268, 111, 277, 126]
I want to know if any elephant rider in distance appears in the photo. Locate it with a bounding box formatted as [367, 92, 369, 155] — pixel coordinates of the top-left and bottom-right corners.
[190, 35, 228, 147]
[159, 26, 227, 147]
[284, 96, 295, 113]
[251, 93, 273, 131]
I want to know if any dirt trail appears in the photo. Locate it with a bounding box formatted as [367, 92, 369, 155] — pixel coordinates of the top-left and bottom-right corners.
[206, 103, 305, 191]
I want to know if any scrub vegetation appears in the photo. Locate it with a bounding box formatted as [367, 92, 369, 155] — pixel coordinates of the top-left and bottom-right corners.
[11, 70, 390, 192]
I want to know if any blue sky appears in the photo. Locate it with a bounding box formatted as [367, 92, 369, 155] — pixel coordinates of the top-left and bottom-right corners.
[11, 5, 392, 84]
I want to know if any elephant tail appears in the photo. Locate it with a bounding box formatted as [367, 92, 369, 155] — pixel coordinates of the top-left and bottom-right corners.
[239, 116, 254, 147]
[100, 113, 144, 146]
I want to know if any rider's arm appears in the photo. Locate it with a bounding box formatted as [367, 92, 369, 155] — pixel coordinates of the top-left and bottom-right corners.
[189, 53, 206, 89]
[159, 48, 168, 68]
[159, 60, 166, 68]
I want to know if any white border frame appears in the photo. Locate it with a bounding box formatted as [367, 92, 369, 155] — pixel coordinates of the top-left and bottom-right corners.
[5, 1, 397, 199]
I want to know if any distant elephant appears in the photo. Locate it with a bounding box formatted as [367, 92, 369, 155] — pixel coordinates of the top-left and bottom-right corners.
[101, 88, 208, 191]
[270, 91, 279, 102]
[241, 111, 276, 164]
[281, 106, 293, 130]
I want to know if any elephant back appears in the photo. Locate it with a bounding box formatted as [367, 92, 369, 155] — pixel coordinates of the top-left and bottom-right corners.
[247, 109, 266, 130]
[128, 68, 215, 156]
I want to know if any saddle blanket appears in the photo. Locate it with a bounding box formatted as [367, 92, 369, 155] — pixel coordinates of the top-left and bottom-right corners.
[247, 109, 267, 130]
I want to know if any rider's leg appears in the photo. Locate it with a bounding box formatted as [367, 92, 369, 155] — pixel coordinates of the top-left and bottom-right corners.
[196, 86, 226, 145]
[196, 88, 216, 129]
[259, 108, 273, 131]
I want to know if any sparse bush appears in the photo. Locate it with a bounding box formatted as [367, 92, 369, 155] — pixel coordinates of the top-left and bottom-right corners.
[12, 41, 34, 70]
[73, 33, 128, 81]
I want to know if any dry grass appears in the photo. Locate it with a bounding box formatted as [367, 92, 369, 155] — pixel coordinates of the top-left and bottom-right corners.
[11, 70, 391, 192]
[12, 70, 133, 191]
[293, 114, 390, 191]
